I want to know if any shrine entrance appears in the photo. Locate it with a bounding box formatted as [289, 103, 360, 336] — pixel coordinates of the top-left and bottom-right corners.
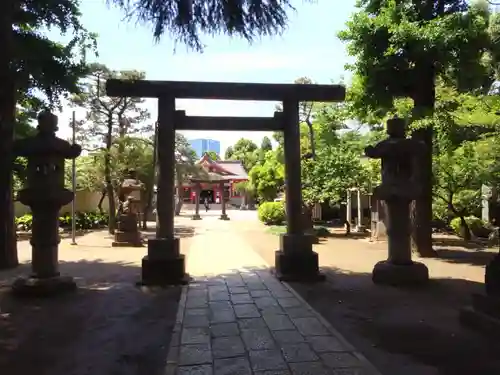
[199, 189, 213, 203]
[106, 79, 345, 285]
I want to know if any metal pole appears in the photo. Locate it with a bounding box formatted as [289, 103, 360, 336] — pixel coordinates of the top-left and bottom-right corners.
[70, 111, 77, 245]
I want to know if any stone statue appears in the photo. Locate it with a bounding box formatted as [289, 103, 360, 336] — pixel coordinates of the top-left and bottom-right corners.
[364, 117, 429, 286]
[122, 196, 138, 215]
[112, 171, 144, 247]
[365, 118, 422, 201]
[12, 111, 81, 296]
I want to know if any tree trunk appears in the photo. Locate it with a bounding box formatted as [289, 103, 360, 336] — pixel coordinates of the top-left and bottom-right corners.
[175, 183, 183, 215]
[459, 216, 471, 241]
[0, 0, 18, 269]
[307, 120, 315, 160]
[97, 188, 106, 214]
[410, 63, 437, 257]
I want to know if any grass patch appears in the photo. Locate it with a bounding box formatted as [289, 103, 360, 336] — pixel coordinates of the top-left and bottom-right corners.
[267, 225, 331, 237]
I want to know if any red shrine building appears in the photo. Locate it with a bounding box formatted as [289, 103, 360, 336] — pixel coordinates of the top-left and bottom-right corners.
[180, 153, 249, 206]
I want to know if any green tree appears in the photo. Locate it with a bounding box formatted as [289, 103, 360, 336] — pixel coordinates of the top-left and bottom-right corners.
[72, 64, 151, 234]
[174, 133, 206, 215]
[233, 180, 256, 209]
[0, 0, 96, 269]
[261, 136, 273, 152]
[206, 151, 220, 160]
[433, 141, 486, 239]
[302, 145, 367, 208]
[224, 146, 234, 160]
[227, 138, 259, 171]
[249, 150, 284, 202]
[339, 0, 491, 256]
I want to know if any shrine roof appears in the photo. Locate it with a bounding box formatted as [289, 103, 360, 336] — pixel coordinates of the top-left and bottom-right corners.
[196, 153, 248, 180]
[190, 172, 231, 183]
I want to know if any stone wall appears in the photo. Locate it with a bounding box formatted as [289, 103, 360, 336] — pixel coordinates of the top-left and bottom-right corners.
[15, 190, 110, 217]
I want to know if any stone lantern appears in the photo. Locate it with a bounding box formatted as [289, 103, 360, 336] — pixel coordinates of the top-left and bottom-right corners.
[12, 111, 81, 296]
[364, 117, 429, 286]
[112, 171, 144, 247]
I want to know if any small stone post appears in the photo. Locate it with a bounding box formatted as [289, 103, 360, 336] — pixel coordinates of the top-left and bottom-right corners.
[346, 190, 352, 225]
[192, 184, 201, 220]
[12, 111, 81, 296]
[364, 117, 429, 286]
[274, 99, 324, 282]
[220, 181, 229, 220]
[356, 189, 366, 232]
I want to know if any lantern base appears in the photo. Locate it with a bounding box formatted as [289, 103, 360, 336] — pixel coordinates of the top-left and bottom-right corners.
[11, 275, 77, 297]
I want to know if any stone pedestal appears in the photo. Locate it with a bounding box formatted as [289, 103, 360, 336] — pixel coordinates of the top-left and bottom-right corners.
[112, 213, 142, 247]
[219, 213, 230, 221]
[460, 254, 500, 335]
[371, 197, 429, 286]
[140, 237, 188, 286]
[355, 225, 366, 233]
[372, 260, 429, 286]
[274, 234, 325, 282]
[192, 213, 201, 220]
[12, 275, 77, 297]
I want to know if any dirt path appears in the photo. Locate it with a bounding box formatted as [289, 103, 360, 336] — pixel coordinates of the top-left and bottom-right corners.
[240, 222, 500, 375]
[0, 221, 196, 375]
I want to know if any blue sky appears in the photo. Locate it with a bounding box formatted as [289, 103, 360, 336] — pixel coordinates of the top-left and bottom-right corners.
[55, 0, 356, 154]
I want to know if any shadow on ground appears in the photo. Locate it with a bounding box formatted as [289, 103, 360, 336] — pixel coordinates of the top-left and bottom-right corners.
[432, 236, 488, 250]
[17, 229, 91, 242]
[142, 225, 196, 239]
[319, 232, 371, 242]
[0, 260, 180, 375]
[241, 226, 500, 375]
[433, 248, 496, 266]
[289, 267, 500, 375]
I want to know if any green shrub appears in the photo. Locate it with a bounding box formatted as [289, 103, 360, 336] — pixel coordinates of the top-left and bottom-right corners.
[258, 202, 285, 225]
[15, 211, 109, 232]
[313, 226, 330, 237]
[15, 214, 33, 231]
[450, 216, 489, 238]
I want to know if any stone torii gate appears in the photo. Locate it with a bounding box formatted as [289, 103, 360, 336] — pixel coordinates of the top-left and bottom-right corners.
[106, 79, 345, 285]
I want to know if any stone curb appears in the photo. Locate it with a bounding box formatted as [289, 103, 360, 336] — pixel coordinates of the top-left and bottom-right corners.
[164, 283, 188, 375]
[282, 271, 384, 375]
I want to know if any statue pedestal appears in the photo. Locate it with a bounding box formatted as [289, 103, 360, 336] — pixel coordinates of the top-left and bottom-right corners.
[140, 237, 188, 286]
[112, 214, 143, 247]
[372, 260, 429, 286]
[371, 197, 429, 286]
[12, 275, 76, 297]
[274, 234, 325, 282]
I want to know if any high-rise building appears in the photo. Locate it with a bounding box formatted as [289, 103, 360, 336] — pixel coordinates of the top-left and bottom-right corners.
[189, 138, 221, 158]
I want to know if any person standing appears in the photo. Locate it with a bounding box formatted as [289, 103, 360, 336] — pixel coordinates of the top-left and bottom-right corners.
[204, 197, 210, 212]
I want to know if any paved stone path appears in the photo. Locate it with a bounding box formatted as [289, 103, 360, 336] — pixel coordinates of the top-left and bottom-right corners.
[166, 217, 381, 375]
